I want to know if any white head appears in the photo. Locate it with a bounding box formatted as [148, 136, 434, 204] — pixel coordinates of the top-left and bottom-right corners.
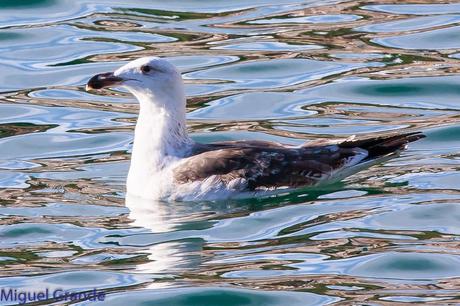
[87, 56, 192, 161]
[86, 56, 186, 113]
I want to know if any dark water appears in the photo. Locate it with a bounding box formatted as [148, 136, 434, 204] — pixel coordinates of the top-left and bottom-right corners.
[0, 0, 460, 305]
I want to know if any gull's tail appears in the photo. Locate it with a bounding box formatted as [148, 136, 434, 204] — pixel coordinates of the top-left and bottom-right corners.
[319, 132, 426, 184]
[340, 131, 425, 161]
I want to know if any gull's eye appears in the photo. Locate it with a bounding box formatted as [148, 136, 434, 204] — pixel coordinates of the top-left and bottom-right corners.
[141, 65, 151, 74]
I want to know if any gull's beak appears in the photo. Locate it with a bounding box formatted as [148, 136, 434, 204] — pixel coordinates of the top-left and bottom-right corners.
[86, 72, 123, 91]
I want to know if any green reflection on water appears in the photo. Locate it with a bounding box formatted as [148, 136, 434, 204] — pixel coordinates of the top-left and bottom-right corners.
[0, 0, 55, 8]
[385, 257, 448, 272]
[4, 226, 52, 237]
[0, 32, 26, 41]
[356, 83, 460, 97]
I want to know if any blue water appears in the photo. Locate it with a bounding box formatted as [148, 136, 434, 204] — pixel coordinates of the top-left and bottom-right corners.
[0, 0, 460, 305]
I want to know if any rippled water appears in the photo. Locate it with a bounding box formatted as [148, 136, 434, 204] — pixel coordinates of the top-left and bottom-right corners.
[1, 0, 460, 305]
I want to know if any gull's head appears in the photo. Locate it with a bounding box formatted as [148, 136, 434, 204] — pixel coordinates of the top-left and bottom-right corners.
[86, 57, 185, 109]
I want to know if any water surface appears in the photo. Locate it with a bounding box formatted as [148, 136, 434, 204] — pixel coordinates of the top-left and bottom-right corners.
[0, 0, 460, 305]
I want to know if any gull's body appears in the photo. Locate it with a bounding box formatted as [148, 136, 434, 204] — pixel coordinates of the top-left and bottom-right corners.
[87, 57, 424, 201]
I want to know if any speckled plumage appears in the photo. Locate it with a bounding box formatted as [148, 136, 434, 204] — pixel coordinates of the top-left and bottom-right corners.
[173, 133, 424, 193]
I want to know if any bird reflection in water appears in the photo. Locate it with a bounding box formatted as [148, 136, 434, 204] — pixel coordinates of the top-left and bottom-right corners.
[125, 194, 214, 277]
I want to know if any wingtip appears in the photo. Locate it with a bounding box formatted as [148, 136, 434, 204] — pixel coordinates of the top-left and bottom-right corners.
[404, 131, 426, 143]
[339, 131, 426, 160]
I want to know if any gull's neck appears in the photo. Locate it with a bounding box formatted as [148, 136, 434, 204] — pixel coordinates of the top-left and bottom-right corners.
[130, 88, 193, 172]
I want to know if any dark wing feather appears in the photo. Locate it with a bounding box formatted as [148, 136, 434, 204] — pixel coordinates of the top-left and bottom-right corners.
[174, 144, 363, 190]
[190, 140, 286, 155]
[174, 132, 424, 191]
[175, 132, 425, 190]
[339, 132, 425, 160]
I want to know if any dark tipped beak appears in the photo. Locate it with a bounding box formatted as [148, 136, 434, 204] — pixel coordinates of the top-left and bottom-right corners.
[86, 72, 123, 91]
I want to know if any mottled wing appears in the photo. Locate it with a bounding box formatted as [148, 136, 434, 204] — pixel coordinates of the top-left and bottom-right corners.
[173, 145, 367, 190]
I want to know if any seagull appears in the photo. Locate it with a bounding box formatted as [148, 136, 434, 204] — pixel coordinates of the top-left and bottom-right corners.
[86, 57, 425, 201]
